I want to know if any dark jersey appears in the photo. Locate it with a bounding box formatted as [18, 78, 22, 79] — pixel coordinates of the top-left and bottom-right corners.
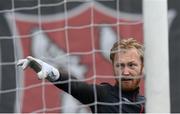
[53, 71, 145, 113]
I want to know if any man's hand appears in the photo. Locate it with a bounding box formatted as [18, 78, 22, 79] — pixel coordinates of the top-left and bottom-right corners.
[17, 56, 60, 81]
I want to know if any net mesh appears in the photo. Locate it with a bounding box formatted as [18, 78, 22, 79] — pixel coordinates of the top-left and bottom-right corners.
[0, 0, 144, 113]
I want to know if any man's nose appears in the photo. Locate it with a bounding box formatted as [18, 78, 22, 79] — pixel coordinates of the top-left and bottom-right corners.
[122, 66, 130, 76]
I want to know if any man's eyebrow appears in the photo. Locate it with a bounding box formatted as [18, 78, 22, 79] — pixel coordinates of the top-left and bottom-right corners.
[129, 59, 138, 63]
[129, 61, 136, 63]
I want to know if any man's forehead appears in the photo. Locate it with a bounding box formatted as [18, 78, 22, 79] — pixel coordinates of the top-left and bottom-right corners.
[114, 48, 141, 62]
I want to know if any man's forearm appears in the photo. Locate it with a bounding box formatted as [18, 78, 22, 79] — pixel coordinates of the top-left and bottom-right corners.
[53, 69, 95, 105]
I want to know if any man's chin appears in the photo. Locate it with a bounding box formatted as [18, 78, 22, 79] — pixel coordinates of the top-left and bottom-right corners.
[122, 86, 139, 91]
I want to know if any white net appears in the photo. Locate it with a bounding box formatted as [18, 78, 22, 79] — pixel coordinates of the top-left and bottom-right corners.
[0, 0, 145, 113]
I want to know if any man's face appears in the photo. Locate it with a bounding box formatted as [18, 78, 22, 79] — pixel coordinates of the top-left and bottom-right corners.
[113, 48, 143, 91]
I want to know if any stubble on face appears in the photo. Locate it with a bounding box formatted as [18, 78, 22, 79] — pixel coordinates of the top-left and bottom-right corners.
[113, 48, 143, 91]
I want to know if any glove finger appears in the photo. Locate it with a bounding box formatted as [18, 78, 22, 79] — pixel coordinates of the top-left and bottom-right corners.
[27, 56, 38, 61]
[17, 59, 26, 66]
[37, 71, 47, 79]
[17, 59, 30, 70]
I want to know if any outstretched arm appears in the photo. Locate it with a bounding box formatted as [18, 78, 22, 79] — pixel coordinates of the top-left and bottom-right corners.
[17, 56, 96, 104]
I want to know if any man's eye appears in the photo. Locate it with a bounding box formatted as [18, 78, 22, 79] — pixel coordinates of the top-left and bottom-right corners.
[116, 63, 124, 68]
[116, 64, 120, 68]
[128, 63, 137, 68]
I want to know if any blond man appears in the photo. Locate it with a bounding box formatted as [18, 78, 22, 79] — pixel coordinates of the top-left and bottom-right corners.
[17, 38, 145, 113]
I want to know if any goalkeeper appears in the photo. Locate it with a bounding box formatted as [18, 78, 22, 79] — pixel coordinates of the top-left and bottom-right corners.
[17, 38, 145, 113]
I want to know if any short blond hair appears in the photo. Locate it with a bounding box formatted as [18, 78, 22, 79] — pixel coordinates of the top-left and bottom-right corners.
[110, 38, 144, 63]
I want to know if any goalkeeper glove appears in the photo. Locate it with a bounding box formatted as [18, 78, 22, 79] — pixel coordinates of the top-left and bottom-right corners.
[17, 56, 60, 81]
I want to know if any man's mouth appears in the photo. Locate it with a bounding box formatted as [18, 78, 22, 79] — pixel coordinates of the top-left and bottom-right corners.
[121, 78, 132, 81]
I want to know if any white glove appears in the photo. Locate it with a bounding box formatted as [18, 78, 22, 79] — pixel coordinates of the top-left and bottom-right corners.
[17, 56, 60, 81]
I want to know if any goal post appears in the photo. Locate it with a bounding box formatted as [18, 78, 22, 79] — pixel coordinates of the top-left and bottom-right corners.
[143, 0, 170, 113]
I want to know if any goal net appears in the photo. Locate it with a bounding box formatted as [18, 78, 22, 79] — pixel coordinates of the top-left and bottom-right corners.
[0, 0, 167, 113]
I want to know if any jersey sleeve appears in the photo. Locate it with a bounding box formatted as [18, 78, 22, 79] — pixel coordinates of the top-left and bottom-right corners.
[52, 69, 106, 105]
